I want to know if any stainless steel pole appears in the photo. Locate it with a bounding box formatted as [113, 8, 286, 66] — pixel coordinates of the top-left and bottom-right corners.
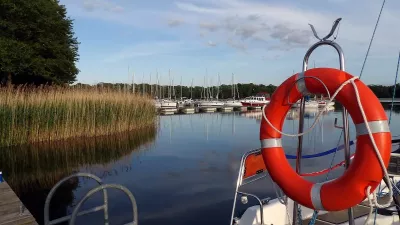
[292, 97, 306, 224]
[342, 109, 355, 225]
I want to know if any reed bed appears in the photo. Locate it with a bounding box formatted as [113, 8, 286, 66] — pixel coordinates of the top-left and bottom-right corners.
[0, 85, 156, 147]
[0, 124, 157, 192]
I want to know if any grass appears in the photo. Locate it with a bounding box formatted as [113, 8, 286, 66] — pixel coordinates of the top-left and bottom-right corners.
[0, 85, 156, 147]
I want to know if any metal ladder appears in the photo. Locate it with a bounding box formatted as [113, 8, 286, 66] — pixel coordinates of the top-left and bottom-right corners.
[44, 172, 138, 225]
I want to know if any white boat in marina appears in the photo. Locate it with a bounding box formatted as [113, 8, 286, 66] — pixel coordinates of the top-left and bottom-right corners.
[182, 98, 195, 107]
[197, 99, 224, 109]
[241, 95, 270, 107]
[160, 99, 177, 109]
[318, 100, 335, 107]
[291, 100, 319, 108]
[224, 74, 243, 107]
[224, 99, 243, 107]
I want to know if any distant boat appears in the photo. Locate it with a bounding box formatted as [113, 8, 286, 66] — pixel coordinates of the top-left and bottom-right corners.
[291, 100, 319, 108]
[224, 73, 243, 107]
[224, 99, 242, 107]
[197, 99, 224, 109]
[160, 99, 177, 109]
[318, 100, 335, 107]
[241, 95, 270, 107]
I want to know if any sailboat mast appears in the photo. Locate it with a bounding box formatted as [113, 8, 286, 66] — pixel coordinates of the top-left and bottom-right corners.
[172, 78, 176, 101]
[168, 69, 171, 99]
[232, 73, 236, 100]
[180, 76, 183, 100]
[190, 78, 193, 99]
[217, 73, 220, 99]
[150, 73, 152, 97]
[211, 77, 214, 99]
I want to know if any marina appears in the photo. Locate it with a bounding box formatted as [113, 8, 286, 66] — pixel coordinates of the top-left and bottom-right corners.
[3, 0, 400, 224]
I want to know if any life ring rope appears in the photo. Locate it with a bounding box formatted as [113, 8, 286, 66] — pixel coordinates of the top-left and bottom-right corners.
[261, 75, 393, 214]
[261, 76, 357, 138]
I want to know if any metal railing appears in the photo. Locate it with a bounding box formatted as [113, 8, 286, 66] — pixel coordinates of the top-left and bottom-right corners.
[230, 148, 272, 225]
[44, 172, 138, 225]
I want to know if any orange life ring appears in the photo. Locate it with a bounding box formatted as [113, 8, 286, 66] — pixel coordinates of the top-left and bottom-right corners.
[260, 67, 392, 211]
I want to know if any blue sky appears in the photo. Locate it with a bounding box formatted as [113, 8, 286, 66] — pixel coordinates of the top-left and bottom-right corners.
[60, 0, 400, 86]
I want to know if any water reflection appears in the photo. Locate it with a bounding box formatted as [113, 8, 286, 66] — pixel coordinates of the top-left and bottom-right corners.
[2, 105, 400, 225]
[238, 107, 335, 122]
[286, 106, 335, 120]
[0, 125, 156, 224]
[240, 110, 263, 121]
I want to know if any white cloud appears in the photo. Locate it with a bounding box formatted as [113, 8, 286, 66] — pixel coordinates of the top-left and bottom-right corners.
[61, 0, 400, 85]
[171, 0, 400, 53]
[103, 41, 203, 63]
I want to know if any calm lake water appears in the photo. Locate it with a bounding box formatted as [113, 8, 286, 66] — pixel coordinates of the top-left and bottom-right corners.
[2, 104, 400, 225]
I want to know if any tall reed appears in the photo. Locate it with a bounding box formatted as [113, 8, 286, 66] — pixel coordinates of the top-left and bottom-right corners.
[0, 85, 156, 147]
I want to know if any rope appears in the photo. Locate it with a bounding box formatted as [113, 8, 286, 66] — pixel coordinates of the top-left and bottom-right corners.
[389, 51, 400, 124]
[261, 76, 393, 225]
[261, 76, 358, 138]
[349, 78, 392, 224]
[359, 0, 386, 79]
[360, 1, 387, 223]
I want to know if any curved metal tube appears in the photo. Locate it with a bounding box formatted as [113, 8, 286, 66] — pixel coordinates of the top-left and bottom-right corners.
[296, 34, 355, 225]
[237, 191, 265, 225]
[69, 184, 138, 225]
[309, 18, 342, 41]
[302, 40, 345, 72]
[44, 173, 108, 225]
[230, 148, 263, 225]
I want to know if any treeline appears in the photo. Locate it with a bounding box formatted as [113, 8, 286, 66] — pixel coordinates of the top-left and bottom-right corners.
[73, 82, 400, 99]
[368, 84, 400, 98]
[73, 82, 277, 99]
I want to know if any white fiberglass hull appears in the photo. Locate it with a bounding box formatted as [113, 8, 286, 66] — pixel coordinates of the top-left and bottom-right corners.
[160, 101, 177, 109]
[318, 101, 335, 107]
[198, 101, 224, 108]
[224, 100, 243, 107]
[235, 179, 400, 225]
[291, 101, 319, 108]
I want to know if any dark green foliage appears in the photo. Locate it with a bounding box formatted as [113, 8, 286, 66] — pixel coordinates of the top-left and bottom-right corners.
[88, 82, 400, 99]
[0, 0, 79, 85]
[368, 84, 400, 98]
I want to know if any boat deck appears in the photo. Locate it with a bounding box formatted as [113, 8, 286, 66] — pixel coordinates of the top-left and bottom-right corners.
[302, 204, 371, 225]
[0, 181, 37, 225]
[302, 153, 400, 225]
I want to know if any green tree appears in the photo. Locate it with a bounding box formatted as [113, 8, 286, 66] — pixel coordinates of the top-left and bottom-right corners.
[0, 0, 79, 85]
